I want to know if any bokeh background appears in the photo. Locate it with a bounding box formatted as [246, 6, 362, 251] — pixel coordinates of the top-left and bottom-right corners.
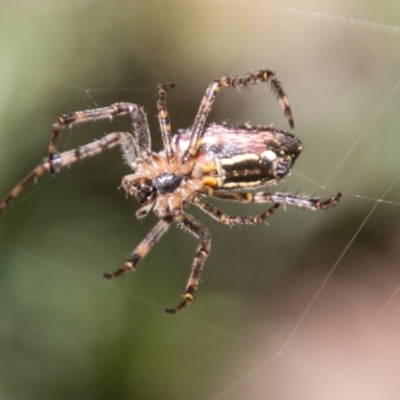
[0, 1, 400, 399]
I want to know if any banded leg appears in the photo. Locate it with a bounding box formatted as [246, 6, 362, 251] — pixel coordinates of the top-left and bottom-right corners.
[165, 213, 211, 314]
[194, 196, 280, 225]
[212, 191, 342, 211]
[102, 216, 174, 279]
[0, 132, 130, 215]
[157, 83, 176, 163]
[49, 103, 151, 174]
[181, 69, 294, 168]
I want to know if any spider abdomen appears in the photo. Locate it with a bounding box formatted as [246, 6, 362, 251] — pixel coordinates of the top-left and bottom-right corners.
[173, 123, 303, 190]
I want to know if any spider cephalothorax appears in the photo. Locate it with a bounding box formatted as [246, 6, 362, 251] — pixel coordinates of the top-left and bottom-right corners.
[0, 69, 341, 314]
[122, 151, 204, 219]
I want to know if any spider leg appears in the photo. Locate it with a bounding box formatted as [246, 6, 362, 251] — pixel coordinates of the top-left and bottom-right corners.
[0, 132, 131, 215]
[165, 213, 211, 314]
[194, 196, 280, 225]
[181, 69, 294, 169]
[49, 103, 151, 174]
[157, 82, 176, 163]
[102, 216, 174, 279]
[212, 190, 342, 211]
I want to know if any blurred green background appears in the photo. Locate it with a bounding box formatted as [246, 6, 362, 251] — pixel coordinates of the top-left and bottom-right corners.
[0, 1, 400, 399]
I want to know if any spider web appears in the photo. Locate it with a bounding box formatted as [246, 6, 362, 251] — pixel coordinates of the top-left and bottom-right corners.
[0, 1, 399, 399]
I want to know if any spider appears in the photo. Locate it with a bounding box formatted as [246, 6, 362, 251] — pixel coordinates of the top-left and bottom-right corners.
[0, 69, 341, 314]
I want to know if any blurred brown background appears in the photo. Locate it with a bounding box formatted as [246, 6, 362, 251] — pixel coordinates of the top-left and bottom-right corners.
[0, 1, 399, 399]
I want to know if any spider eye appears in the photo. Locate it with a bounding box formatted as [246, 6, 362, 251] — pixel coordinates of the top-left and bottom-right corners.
[136, 184, 156, 205]
[122, 176, 156, 205]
